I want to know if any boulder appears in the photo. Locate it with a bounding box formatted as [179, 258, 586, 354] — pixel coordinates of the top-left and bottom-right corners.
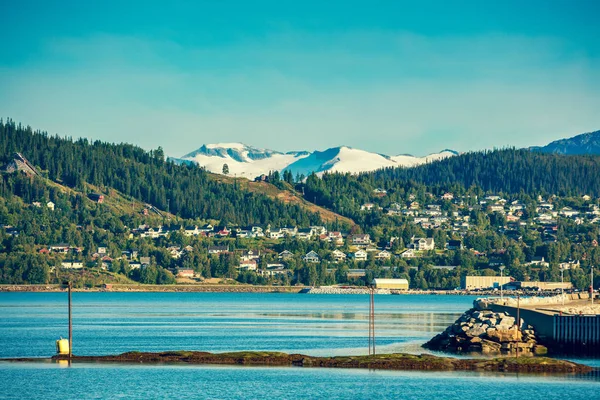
[466, 325, 486, 337]
[481, 339, 503, 354]
[486, 326, 521, 343]
[497, 316, 515, 328]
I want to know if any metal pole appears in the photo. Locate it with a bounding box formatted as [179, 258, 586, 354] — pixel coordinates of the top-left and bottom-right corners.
[516, 294, 520, 359]
[372, 288, 376, 356]
[68, 281, 72, 358]
[592, 266, 594, 305]
[561, 268, 564, 306]
[368, 288, 371, 356]
[499, 266, 505, 301]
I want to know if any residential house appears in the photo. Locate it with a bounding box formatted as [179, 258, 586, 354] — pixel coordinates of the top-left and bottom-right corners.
[401, 249, 417, 258]
[409, 201, 420, 210]
[50, 244, 71, 254]
[199, 224, 214, 233]
[240, 249, 260, 261]
[281, 226, 298, 237]
[326, 231, 344, 246]
[139, 257, 151, 266]
[46, 201, 55, 211]
[559, 260, 581, 270]
[528, 256, 549, 267]
[310, 226, 327, 236]
[208, 245, 229, 255]
[297, 228, 314, 240]
[488, 204, 505, 213]
[184, 225, 200, 236]
[559, 207, 579, 218]
[177, 269, 195, 278]
[167, 246, 183, 259]
[375, 250, 391, 260]
[278, 250, 294, 261]
[373, 188, 387, 195]
[238, 259, 258, 271]
[441, 192, 454, 200]
[410, 237, 435, 251]
[360, 203, 375, 211]
[268, 228, 285, 239]
[331, 250, 347, 262]
[215, 226, 231, 237]
[61, 260, 84, 269]
[350, 234, 371, 246]
[353, 249, 368, 261]
[260, 264, 288, 277]
[303, 250, 320, 263]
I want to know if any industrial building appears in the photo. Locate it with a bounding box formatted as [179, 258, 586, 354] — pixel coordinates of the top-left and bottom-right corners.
[461, 276, 512, 290]
[371, 278, 409, 290]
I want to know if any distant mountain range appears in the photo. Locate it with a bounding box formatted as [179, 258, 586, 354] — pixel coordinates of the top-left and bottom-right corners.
[172, 129, 600, 179]
[531, 130, 600, 155]
[175, 143, 457, 179]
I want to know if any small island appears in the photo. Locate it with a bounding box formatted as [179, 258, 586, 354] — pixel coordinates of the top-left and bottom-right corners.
[21, 351, 588, 374]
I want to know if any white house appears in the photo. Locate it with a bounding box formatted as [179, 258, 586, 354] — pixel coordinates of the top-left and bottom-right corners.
[303, 251, 320, 263]
[410, 237, 435, 251]
[238, 259, 258, 271]
[375, 250, 391, 260]
[61, 261, 84, 269]
[353, 249, 368, 261]
[331, 249, 347, 262]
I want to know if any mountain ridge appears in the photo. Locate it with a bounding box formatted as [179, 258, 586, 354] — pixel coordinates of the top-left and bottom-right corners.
[531, 130, 600, 155]
[177, 143, 458, 178]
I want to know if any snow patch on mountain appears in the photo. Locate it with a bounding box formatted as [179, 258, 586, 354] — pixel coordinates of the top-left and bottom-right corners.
[179, 143, 457, 178]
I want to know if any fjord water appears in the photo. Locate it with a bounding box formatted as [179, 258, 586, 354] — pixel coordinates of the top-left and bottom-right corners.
[1, 292, 599, 399]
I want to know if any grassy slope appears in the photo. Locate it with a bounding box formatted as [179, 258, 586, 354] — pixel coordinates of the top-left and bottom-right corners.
[211, 174, 355, 226]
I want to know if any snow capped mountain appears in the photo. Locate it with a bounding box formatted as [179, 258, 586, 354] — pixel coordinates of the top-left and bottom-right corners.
[178, 143, 457, 179]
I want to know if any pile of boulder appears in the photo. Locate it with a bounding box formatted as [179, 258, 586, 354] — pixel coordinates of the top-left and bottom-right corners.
[424, 304, 547, 356]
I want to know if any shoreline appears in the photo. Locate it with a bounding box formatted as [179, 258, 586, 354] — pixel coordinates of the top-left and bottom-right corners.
[2, 351, 594, 374]
[0, 284, 552, 296]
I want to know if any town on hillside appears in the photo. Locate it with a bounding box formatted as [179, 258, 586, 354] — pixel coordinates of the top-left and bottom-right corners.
[4, 183, 598, 291]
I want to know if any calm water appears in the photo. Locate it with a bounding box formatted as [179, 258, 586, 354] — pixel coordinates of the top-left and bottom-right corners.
[1, 292, 599, 399]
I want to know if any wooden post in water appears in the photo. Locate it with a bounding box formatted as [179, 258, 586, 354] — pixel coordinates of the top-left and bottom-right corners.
[68, 281, 72, 358]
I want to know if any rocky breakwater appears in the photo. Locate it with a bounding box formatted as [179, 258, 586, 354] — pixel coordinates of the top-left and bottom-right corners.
[424, 300, 548, 356]
[306, 286, 391, 295]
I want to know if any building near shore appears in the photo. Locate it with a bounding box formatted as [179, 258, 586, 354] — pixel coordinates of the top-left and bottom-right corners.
[371, 278, 409, 290]
[461, 276, 511, 290]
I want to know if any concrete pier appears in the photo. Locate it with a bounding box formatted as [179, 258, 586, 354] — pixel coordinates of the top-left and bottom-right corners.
[488, 296, 600, 356]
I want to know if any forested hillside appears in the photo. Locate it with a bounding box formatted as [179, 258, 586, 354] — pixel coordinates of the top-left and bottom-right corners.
[299, 149, 600, 222]
[0, 119, 322, 227]
[368, 149, 600, 196]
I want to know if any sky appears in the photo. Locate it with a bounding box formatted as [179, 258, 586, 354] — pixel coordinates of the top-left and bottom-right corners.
[1, 0, 599, 157]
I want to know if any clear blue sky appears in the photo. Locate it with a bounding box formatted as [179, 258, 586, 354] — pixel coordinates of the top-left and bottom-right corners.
[1, 0, 599, 156]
